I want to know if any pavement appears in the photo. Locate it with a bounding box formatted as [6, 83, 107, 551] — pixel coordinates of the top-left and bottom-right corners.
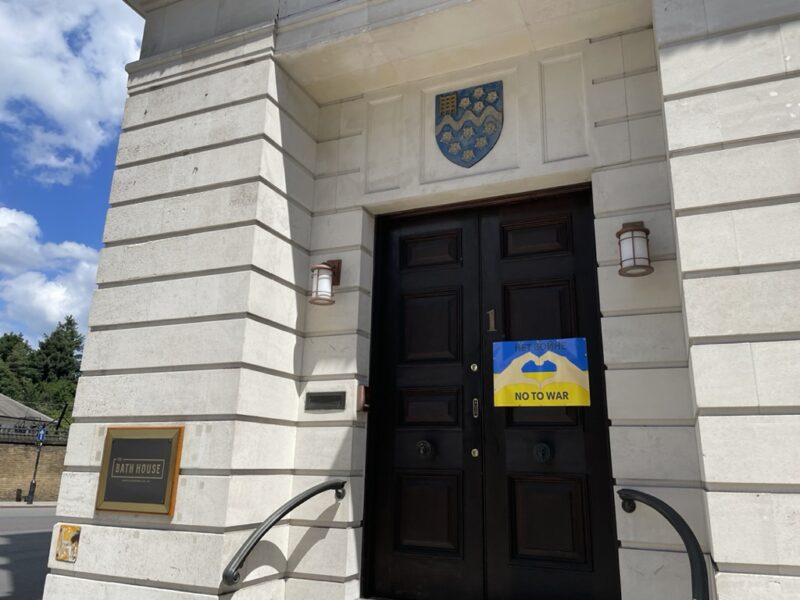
[0, 504, 58, 600]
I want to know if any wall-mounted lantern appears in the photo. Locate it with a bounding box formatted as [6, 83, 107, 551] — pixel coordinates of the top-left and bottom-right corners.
[616, 221, 654, 277]
[309, 260, 341, 305]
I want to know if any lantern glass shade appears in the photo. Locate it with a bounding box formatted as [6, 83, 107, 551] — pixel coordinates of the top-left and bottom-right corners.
[310, 263, 335, 305]
[616, 221, 654, 277]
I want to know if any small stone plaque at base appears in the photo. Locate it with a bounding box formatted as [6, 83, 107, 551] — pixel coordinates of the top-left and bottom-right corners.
[54, 524, 81, 563]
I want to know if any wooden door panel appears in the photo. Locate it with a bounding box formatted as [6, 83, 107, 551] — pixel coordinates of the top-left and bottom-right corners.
[501, 216, 572, 258]
[402, 290, 462, 363]
[401, 230, 462, 269]
[394, 430, 464, 470]
[395, 473, 461, 553]
[506, 406, 580, 427]
[503, 280, 577, 341]
[509, 475, 589, 565]
[395, 363, 465, 388]
[505, 429, 586, 473]
[399, 387, 462, 426]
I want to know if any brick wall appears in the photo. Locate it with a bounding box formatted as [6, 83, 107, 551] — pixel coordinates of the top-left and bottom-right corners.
[0, 443, 66, 501]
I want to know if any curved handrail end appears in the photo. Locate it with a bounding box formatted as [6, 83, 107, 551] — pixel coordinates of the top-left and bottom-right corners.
[617, 488, 710, 600]
[222, 479, 346, 587]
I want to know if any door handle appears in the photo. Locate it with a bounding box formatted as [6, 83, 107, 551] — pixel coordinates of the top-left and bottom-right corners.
[472, 398, 480, 419]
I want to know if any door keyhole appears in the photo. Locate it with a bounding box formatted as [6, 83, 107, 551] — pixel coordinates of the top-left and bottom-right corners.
[534, 442, 553, 464]
[416, 440, 434, 459]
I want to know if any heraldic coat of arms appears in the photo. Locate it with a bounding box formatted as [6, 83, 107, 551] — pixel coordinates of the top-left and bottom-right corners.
[435, 80, 503, 168]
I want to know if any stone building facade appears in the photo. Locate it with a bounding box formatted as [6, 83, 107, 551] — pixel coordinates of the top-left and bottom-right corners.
[44, 1, 800, 599]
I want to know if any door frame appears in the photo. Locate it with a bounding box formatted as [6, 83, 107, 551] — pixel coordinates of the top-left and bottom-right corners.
[361, 182, 618, 599]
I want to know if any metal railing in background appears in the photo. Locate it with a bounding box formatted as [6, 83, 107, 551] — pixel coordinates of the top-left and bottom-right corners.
[617, 488, 710, 600]
[222, 479, 347, 587]
[0, 428, 68, 445]
[0, 414, 70, 446]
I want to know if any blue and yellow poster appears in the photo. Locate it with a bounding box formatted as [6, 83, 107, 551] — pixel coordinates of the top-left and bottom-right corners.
[493, 338, 591, 407]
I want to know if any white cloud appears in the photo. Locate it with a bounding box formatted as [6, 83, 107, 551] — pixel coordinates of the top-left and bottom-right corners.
[0, 1, 143, 184]
[0, 207, 96, 275]
[0, 207, 98, 340]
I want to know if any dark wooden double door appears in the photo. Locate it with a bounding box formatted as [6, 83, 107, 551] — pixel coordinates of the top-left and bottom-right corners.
[365, 188, 620, 600]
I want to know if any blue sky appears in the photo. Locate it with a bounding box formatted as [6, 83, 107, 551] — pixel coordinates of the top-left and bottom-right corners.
[0, 1, 143, 341]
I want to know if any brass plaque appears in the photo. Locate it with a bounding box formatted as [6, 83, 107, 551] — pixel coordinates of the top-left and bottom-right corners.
[55, 524, 81, 563]
[95, 426, 184, 515]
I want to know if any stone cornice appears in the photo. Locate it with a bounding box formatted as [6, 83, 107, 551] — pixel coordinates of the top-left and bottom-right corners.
[123, 0, 182, 17]
[277, 0, 379, 31]
[126, 21, 275, 91]
[275, 0, 471, 53]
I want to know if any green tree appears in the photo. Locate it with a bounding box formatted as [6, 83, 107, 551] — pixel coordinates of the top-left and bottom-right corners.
[19, 379, 77, 421]
[0, 332, 30, 361]
[36, 316, 83, 383]
[6, 339, 37, 382]
[0, 317, 84, 428]
[0, 358, 24, 400]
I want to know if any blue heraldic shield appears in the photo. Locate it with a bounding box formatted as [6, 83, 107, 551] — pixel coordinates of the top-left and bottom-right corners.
[435, 80, 504, 168]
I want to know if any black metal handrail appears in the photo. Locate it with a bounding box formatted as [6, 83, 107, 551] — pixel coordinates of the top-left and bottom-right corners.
[618, 489, 709, 600]
[222, 479, 346, 586]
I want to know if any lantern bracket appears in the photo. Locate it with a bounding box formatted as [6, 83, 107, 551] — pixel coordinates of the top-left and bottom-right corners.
[323, 260, 342, 286]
